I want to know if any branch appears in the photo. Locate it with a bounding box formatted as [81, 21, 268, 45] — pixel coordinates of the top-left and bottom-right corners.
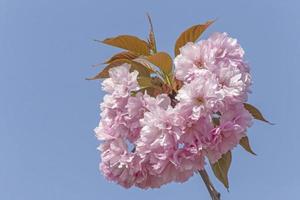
[198, 169, 221, 200]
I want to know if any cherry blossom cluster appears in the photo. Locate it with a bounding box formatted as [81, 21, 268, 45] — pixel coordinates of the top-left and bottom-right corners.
[95, 32, 253, 189]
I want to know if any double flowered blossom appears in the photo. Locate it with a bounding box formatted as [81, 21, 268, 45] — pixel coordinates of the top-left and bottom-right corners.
[174, 32, 251, 103]
[95, 64, 142, 188]
[136, 93, 206, 187]
[94, 32, 255, 189]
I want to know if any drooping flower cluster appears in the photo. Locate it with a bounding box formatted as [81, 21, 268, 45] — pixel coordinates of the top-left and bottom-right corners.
[94, 32, 255, 189]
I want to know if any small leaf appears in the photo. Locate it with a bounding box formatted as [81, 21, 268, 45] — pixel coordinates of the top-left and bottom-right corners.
[210, 151, 232, 189]
[240, 136, 257, 156]
[137, 76, 162, 90]
[146, 52, 173, 75]
[86, 59, 151, 80]
[244, 103, 272, 124]
[146, 13, 157, 53]
[174, 20, 214, 56]
[137, 76, 154, 88]
[130, 62, 153, 76]
[135, 76, 163, 97]
[99, 35, 150, 55]
[104, 51, 139, 64]
[138, 87, 160, 97]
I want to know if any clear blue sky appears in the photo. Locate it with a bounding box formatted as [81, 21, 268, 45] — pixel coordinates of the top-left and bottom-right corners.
[0, 0, 298, 199]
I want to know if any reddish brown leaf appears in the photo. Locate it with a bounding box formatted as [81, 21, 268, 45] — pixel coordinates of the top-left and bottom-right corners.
[100, 35, 150, 55]
[210, 151, 232, 189]
[244, 103, 272, 124]
[104, 51, 139, 64]
[86, 59, 152, 80]
[174, 20, 214, 56]
[146, 13, 157, 53]
[240, 136, 257, 156]
[146, 52, 173, 75]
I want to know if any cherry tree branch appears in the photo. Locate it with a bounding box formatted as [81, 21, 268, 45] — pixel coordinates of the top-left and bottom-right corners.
[198, 169, 221, 200]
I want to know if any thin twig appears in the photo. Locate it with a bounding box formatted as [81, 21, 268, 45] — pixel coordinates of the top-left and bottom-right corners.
[198, 169, 221, 200]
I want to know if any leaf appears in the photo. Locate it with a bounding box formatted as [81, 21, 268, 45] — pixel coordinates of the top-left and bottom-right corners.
[210, 151, 232, 189]
[244, 103, 272, 124]
[99, 35, 150, 55]
[104, 51, 139, 64]
[146, 52, 173, 75]
[86, 59, 151, 80]
[174, 20, 214, 56]
[137, 76, 162, 89]
[146, 13, 157, 53]
[134, 76, 163, 97]
[137, 76, 154, 88]
[240, 136, 257, 155]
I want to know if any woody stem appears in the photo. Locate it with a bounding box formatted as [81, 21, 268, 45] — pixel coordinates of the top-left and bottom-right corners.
[198, 169, 221, 200]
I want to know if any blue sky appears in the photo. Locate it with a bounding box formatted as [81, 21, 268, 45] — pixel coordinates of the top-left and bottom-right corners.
[0, 0, 299, 199]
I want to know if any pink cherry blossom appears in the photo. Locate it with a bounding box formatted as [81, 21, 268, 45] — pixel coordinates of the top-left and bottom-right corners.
[102, 63, 139, 97]
[95, 31, 255, 189]
[135, 94, 205, 188]
[176, 70, 223, 120]
[99, 139, 140, 188]
[174, 32, 251, 102]
[205, 103, 253, 163]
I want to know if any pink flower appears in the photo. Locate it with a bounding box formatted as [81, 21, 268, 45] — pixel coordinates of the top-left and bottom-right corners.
[95, 65, 149, 188]
[217, 65, 251, 103]
[125, 93, 146, 142]
[102, 63, 139, 97]
[99, 139, 143, 188]
[174, 32, 251, 102]
[135, 95, 205, 188]
[205, 103, 253, 163]
[95, 31, 255, 190]
[206, 32, 248, 73]
[95, 64, 142, 142]
[176, 70, 223, 120]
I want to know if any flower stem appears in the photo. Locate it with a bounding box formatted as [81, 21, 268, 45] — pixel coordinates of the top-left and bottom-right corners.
[198, 169, 221, 200]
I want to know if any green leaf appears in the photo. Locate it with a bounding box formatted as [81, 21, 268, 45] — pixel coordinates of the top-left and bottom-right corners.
[86, 59, 151, 80]
[240, 136, 257, 156]
[104, 51, 139, 64]
[174, 20, 214, 56]
[146, 52, 173, 75]
[99, 35, 150, 55]
[210, 151, 232, 189]
[244, 103, 272, 124]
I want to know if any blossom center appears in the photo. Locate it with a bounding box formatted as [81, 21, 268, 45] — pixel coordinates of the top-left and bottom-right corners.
[194, 59, 204, 68]
[196, 97, 205, 104]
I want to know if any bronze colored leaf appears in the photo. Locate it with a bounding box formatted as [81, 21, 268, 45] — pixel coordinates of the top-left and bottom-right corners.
[137, 76, 154, 88]
[174, 20, 214, 56]
[86, 59, 151, 80]
[244, 103, 272, 124]
[146, 52, 173, 75]
[240, 136, 257, 156]
[138, 76, 162, 89]
[146, 13, 157, 54]
[100, 35, 150, 55]
[210, 151, 232, 189]
[105, 51, 139, 64]
[129, 62, 153, 76]
[135, 76, 163, 97]
[133, 87, 161, 97]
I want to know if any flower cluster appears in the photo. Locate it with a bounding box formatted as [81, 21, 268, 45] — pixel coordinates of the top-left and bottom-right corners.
[94, 32, 254, 189]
